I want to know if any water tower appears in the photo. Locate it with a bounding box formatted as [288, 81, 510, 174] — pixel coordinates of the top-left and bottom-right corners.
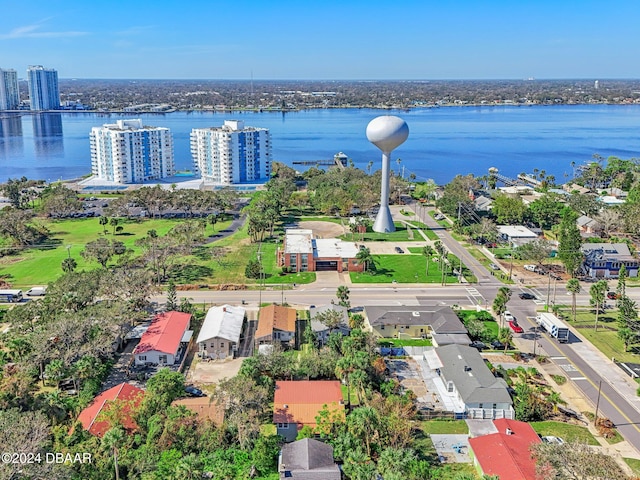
[366, 115, 409, 233]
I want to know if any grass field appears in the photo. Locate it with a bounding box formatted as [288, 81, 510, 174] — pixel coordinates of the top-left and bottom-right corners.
[378, 338, 433, 347]
[350, 254, 458, 284]
[340, 222, 414, 242]
[530, 421, 598, 445]
[624, 457, 640, 476]
[556, 308, 640, 364]
[1, 217, 212, 287]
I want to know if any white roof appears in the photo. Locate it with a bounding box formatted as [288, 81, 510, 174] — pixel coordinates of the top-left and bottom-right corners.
[284, 229, 313, 254]
[196, 305, 245, 344]
[314, 238, 359, 258]
[497, 225, 538, 238]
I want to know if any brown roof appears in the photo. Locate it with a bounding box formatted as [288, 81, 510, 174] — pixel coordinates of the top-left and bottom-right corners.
[256, 304, 297, 339]
[172, 397, 224, 426]
[273, 380, 345, 426]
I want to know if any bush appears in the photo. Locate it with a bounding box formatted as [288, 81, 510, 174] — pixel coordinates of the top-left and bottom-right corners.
[552, 374, 567, 385]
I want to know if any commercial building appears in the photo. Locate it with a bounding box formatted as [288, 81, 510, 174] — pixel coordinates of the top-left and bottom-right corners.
[191, 120, 271, 184]
[581, 242, 639, 278]
[0, 69, 20, 110]
[27, 65, 60, 111]
[90, 119, 175, 184]
[277, 228, 364, 273]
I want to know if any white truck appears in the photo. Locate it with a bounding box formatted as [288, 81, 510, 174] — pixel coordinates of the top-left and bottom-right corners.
[536, 312, 570, 343]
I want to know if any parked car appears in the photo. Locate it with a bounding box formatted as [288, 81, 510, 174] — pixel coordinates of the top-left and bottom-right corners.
[468, 341, 486, 351]
[519, 292, 536, 300]
[508, 320, 524, 333]
[491, 340, 506, 350]
[394, 246, 404, 254]
[489, 263, 500, 270]
[541, 435, 565, 445]
[607, 291, 619, 300]
[185, 386, 206, 397]
[523, 264, 537, 272]
[503, 311, 515, 322]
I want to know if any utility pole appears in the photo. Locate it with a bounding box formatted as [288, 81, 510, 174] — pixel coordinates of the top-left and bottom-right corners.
[594, 380, 603, 425]
[546, 271, 552, 310]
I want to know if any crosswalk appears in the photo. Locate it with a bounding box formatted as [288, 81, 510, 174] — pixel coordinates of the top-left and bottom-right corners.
[465, 287, 485, 306]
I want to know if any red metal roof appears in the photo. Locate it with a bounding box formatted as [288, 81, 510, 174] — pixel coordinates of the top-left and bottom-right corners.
[469, 419, 542, 480]
[133, 311, 191, 356]
[273, 380, 344, 426]
[77, 383, 144, 437]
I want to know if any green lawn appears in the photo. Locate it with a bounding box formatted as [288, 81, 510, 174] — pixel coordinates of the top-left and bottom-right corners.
[556, 308, 640, 364]
[350, 254, 458, 284]
[340, 223, 414, 242]
[420, 420, 469, 434]
[624, 457, 640, 476]
[1, 217, 203, 287]
[530, 421, 598, 445]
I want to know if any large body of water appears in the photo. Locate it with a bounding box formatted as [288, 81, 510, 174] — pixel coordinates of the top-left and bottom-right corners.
[1, 105, 640, 184]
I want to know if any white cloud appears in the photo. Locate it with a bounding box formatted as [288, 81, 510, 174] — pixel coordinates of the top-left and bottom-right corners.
[0, 23, 88, 40]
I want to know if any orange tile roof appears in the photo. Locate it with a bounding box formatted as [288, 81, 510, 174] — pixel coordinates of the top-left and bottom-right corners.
[133, 311, 191, 356]
[77, 383, 144, 437]
[469, 419, 542, 480]
[172, 397, 225, 426]
[256, 305, 297, 339]
[273, 381, 345, 426]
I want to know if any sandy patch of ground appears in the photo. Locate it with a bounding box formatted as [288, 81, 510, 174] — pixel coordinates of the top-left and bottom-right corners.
[188, 357, 243, 385]
[297, 221, 346, 238]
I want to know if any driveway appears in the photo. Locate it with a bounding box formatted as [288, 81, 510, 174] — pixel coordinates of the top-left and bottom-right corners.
[189, 357, 243, 384]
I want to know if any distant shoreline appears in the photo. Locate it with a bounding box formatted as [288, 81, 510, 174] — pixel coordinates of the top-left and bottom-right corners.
[2, 101, 640, 116]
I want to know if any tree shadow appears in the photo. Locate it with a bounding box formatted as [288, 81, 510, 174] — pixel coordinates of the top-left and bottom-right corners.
[168, 263, 213, 283]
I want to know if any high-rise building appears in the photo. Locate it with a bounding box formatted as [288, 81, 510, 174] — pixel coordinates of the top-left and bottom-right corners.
[0, 69, 20, 110]
[191, 120, 271, 184]
[90, 119, 175, 184]
[27, 65, 60, 111]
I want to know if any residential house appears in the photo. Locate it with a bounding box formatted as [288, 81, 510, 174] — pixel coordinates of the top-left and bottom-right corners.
[277, 228, 364, 273]
[434, 344, 513, 419]
[473, 195, 493, 212]
[172, 397, 225, 426]
[468, 418, 542, 480]
[576, 215, 602, 236]
[256, 304, 298, 347]
[77, 383, 144, 437]
[497, 225, 538, 247]
[563, 183, 591, 195]
[309, 304, 350, 346]
[273, 380, 345, 442]
[581, 243, 639, 278]
[196, 305, 246, 359]
[363, 305, 467, 341]
[133, 311, 192, 366]
[278, 438, 341, 480]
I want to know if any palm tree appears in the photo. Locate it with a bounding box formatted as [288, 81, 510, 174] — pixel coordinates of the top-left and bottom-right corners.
[336, 285, 350, 308]
[498, 327, 513, 352]
[422, 245, 435, 277]
[367, 161, 374, 175]
[102, 426, 125, 480]
[356, 247, 374, 273]
[61, 257, 77, 273]
[396, 158, 402, 176]
[99, 215, 109, 235]
[566, 278, 581, 322]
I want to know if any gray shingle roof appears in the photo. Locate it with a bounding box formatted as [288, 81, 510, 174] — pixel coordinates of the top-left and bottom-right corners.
[364, 305, 466, 334]
[437, 344, 512, 406]
[280, 439, 341, 480]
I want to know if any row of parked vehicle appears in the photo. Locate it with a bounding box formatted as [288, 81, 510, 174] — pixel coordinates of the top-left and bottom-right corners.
[523, 264, 562, 280]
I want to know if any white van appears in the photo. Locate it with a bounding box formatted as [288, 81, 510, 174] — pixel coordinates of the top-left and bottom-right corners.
[26, 287, 47, 296]
[524, 264, 537, 272]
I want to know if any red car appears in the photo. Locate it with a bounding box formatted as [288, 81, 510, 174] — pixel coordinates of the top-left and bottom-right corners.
[508, 320, 524, 333]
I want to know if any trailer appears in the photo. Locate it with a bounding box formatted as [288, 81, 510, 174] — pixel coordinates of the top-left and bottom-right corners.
[536, 312, 570, 343]
[0, 289, 23, 303]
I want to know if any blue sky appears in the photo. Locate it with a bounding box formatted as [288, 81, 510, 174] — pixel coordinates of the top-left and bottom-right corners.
[1, 0, 638, 80]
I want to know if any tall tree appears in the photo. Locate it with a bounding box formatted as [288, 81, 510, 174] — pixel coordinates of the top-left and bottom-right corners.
[557, 209, 583, 277]
[422, 245, 435, 277]
[590, 280, 608, 332]
[336, 285, 350, 308]
[566, 278, 581, 322]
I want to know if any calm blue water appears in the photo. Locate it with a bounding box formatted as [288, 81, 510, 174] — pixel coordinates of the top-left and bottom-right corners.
[1, 105, 640, 184]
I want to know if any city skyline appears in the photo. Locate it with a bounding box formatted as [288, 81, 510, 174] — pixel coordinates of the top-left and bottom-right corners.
[2, 1, 639, 80]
